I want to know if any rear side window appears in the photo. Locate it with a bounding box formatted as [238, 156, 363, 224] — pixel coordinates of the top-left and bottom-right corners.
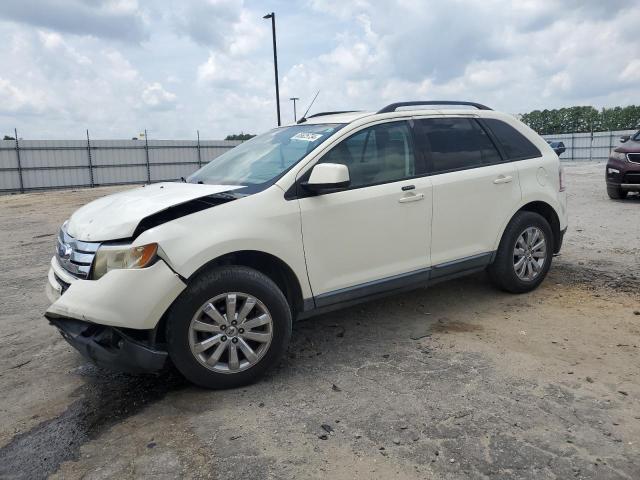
[483, 119, 541, 160]
[416, 118, 502, 174]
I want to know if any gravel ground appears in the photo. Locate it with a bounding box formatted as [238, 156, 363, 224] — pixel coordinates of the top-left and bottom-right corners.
[0, 162, 638, 480]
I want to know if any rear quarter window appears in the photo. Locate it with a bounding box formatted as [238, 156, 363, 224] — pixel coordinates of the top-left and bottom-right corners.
[483, 119, 541, 161]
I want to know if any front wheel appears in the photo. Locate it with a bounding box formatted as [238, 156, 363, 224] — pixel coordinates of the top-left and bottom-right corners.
[607, 186, 628, 200]
[166, 266, 292, 389]
[488, 211, 554, 293]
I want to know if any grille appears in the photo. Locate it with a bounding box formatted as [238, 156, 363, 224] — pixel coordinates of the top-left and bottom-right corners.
[56, 225, 101, 279]
[624, 173, 640, 185]
[628, 153, 640, 164]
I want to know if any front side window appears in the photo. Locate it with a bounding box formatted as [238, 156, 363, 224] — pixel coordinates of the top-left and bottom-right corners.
[483, 119, 541, 160]
[318, 121, 417, 188]
[188, 124, 343, 187]
[417, 118, 502, 174]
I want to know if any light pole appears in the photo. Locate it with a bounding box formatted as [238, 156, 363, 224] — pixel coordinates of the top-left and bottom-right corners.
[289, 97, 299, 122]
[263, 12, 281, 126]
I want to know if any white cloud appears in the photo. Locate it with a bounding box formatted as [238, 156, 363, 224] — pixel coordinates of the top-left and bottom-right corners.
[0, 0, 638, 139]
[620, 59, 640, 83]
[0, 77, 46, 114]
[1, 0, 148, 42]
[141, 82, 177, 110]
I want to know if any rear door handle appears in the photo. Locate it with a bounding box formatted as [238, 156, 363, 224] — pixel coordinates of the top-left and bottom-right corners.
[493, 175, 513, 184]
[398, 193, 425, 203]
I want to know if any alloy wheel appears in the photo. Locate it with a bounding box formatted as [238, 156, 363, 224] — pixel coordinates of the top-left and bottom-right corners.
[513, 226, 547, 281]
[188, 292, 273, 373]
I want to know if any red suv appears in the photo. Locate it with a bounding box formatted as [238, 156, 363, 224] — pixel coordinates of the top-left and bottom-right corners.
[606, 130, 640, 199]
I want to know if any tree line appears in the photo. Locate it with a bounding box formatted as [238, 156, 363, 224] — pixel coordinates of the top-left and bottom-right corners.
[225, 133, 256, 141]
[520, 105, 640, 135]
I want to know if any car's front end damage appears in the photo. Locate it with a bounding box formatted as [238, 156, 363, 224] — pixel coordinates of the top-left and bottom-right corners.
[45, 223, 187, 372]
[43, 182, 247, 373]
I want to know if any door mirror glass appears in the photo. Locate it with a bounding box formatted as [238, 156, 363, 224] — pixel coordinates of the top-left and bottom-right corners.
[303, 163, 350, 193]
[620, 135, 631, 143]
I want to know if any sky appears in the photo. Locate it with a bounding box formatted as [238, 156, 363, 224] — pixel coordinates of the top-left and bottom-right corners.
[0, 0, 639, 140]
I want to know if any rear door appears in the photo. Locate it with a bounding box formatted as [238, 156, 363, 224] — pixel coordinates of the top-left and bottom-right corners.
[415, 116, 521, 266]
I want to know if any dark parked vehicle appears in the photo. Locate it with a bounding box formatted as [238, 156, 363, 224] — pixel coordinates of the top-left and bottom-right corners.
[546, 140, 566, 156]
[606, 131, 640, 199]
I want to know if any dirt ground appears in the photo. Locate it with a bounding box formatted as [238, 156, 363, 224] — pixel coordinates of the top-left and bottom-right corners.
[0, 162, 638, 480]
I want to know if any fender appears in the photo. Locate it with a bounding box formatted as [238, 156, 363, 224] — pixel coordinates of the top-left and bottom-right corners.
[133, 186, 314, 301]
[492, 195, 563, 252]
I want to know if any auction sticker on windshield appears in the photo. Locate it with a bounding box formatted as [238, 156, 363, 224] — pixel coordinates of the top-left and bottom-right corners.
[291, 132, 323, 142]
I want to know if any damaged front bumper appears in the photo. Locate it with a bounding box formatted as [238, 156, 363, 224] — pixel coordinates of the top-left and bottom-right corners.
[45, 255, 187, 373]
[46, 256, 186, 330]
[47, 316, 168, 373]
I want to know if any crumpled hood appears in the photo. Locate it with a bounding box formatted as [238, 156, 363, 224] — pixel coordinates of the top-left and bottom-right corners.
[67, 182, 243, 241]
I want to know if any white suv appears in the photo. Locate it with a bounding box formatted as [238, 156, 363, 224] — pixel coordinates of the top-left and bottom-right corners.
[45, 101, 568, 388]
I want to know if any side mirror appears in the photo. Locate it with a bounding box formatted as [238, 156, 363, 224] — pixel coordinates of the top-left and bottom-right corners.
[620, 135, 631, 143]
[302, 163, 350, 194]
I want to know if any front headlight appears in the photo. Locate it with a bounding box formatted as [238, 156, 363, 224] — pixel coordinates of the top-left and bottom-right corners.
[610, 151, 627, 162]
[92, 243, 158, 279]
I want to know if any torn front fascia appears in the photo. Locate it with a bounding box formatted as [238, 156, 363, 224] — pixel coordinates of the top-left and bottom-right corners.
[47, 316, 168, 373]
[131, 191, 245, 239]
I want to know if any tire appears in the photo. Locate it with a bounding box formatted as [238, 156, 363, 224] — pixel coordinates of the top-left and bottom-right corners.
[488, 211, 554, 294]
[607, 186, 628, 200]
[166, 265, 292, 389]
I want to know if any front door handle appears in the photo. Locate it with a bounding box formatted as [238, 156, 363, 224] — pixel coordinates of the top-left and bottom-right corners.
[398, 193, 425, 203]
[493, 175, 513, 184]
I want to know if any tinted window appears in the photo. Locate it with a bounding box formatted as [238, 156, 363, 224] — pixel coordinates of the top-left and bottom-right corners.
[417, 118, 502, 174]
[319, 122, 416, 188]
[483, 119, 541, 160]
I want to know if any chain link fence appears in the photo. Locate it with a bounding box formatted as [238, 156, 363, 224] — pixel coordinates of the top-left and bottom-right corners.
[0, 131, 240, 194]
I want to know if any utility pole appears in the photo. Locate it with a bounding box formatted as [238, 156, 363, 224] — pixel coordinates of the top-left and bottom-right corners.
[263, 12, 281, 126]
[289, 97, 299, 122]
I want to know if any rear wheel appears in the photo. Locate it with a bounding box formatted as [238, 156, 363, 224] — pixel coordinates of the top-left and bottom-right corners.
[607, 186, 628, 200]
[488, 211, 553, 293]
[166, 265, 292, 389]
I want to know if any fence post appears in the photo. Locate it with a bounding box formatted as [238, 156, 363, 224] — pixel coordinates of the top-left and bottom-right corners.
[589, 123, 593, 162]
[144, 129, 151, 184]
[196, 130, 202, 168]
[609, 130, 614, 154]
[86, 129, 94, 187]
[14, 128, 24, 193]
[570, 130, 575, 161]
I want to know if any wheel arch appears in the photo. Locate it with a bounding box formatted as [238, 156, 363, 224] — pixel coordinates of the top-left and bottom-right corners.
[191, 250, 306, 316]
[154, 250, 307, 344]
[505, 201, 562, 254]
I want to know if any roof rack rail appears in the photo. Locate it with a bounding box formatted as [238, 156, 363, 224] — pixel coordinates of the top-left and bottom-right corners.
[377, 101, 492, 114]
[297, 110, 361, 124]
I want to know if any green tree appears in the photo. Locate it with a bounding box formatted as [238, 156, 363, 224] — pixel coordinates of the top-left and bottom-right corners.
[225, 133, 256, 141]
[521, 105, 640, 134]
[3, 135, 15, 140]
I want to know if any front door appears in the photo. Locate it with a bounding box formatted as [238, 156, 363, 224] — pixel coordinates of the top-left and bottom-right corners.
[297, 120, 433, 300]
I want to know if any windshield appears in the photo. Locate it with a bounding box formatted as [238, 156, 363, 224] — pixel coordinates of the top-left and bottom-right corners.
[188, 124, 343, 186]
